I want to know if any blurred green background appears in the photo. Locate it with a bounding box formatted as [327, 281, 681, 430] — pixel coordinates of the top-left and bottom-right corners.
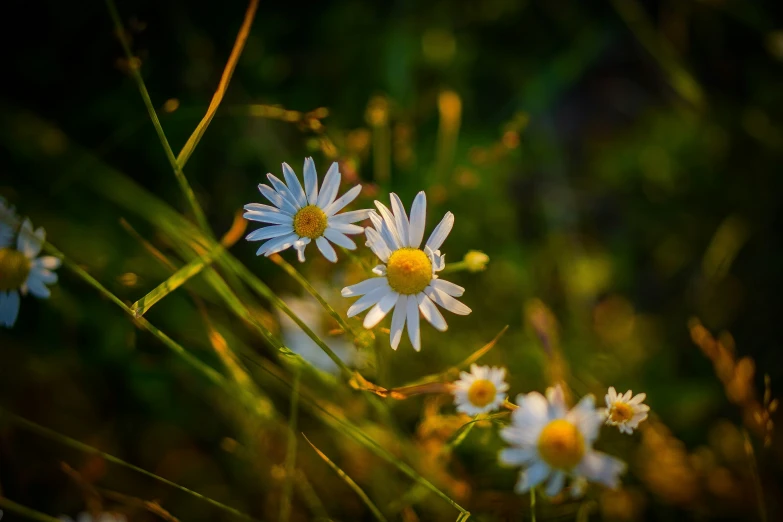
[1, 0, 782, 520]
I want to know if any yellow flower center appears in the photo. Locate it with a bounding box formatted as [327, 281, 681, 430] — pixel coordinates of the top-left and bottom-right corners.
[467, 379, 497, 408]
[293, 205, 328, 239]
[609, 401, 634, 423]
[0, 248, 30, 291]
[537, 419, 586, 470]
[386, 248, 432, 295]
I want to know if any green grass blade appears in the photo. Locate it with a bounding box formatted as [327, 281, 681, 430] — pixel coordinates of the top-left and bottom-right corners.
[303, 434, 390, 522]
[176, 0, 259, 169]
[104, 0, 211, 234]
[0, 497, 62, 522]
[131, 245, 224, 317]
[270, 253, 361, 340]
[0, 409, 260, 521]
[279, 369, 302, 522]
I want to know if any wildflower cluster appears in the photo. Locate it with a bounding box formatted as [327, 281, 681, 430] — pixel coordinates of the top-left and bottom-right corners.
[0, 197, 60, 328]
[242, 159, 652, 499]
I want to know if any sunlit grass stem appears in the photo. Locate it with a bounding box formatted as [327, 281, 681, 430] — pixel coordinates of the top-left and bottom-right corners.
[105, 0, 211, 234]
[279, 368, 302, 522]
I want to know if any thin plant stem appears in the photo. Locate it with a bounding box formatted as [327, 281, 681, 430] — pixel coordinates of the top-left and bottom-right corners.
[0, 497, 61, 522]
[530, 487, 536, 522]
[279, 368, 302, 522]
[104, 0, 211, 234]
[0, 409, 260, 521]
[177, 0, 259, 169]
[269, 254, 361, 340]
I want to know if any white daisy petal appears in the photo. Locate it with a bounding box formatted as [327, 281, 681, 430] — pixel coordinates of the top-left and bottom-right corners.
[0, 291, 21, 327]
[545, 471, 566, 497]
[323, 229, 357, 250]
[282, 162, 307, 207]
[267, 173, 302, 211]
[323, 185, 362, 216]
[258, 233, 298, 256]
[294, 239, 308, 262]
[258, 184, 298, 215]
[424, 211, 454, 252]
[424, 286, 471, 315]
[246, 224, 293, 241]
[347, 285, 392, 317]
[576, 452, 626, 489]
[364, 227, 392, 263]
[499, 447, 537, 467]
[303, 157, 319, 204]
[417, 293, 447, 331]
[26, 275, 51, 298]
[516, 461, 550, 493]
[629, 393, 647, 405]
[406, 296, 421, 351]
[328, 222, 364, 235]
[328, 209, 372, 224]
[316, 162, 341, 208]
[408, 191, 426, 248]
[363, 291, 398, 328]
[389, 294, 408, 350]
[315, 236, 338, 263]
[389, 193, 410, 247]
[33, 256, 61, 270]
[342, 277, 387, 297]
[374, 202, 404, 250]
[18, 219, 44, 259]
[369, 212, 399, 253]
[244, 210, 294, 225]
[371, 264, 387, 276]
[31, 268, 58, 285]
[430, 278, 464, 297]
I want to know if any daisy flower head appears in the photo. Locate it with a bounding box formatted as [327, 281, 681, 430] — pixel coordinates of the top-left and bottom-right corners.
[340, 191, 471, 351]
[602, 387, 649, 434]
[499, 385, 627, 498]
[244, 158, 371, 263]
[0, 218, 61, 328]
[59, 513, 127, 522]
[452, 364, 509, 416]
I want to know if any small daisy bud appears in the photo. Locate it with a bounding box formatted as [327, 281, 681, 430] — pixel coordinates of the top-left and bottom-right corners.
[464, 250, 489, 272]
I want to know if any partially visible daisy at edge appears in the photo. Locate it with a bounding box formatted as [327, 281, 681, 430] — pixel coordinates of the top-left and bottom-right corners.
[1, 195, 20, 246]
[243, 157, 371, 263]
[499, 384, 626, 498]
[452, 364, 509, 416]
[59, 512, 127, 522]
[340, 191, 471, 351]
[601, 387, 649, 434]
[0, 218, 61, 328]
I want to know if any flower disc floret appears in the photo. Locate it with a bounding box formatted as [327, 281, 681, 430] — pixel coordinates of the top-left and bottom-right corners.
[293, 205, 328, 239]
[467, 379, 498, 408]
[0, 249, 31, 291]
[537, 419, 586, 470]
[609, 401, 633, 423]
[386, 248, 432, 295]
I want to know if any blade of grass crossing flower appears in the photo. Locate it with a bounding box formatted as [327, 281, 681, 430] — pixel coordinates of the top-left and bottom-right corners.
[0, 497, 61, 522]
[269, 253, 361, 340]
[131, 245, 224, 317]
[177, 0, 259, 169]
[105, 0, 211, 234]
[303, 434, 390, 522]
[0, 410, 260, 521]
[279, 369, 302, 522]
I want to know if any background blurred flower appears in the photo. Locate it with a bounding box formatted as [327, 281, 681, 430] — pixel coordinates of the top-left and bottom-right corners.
[452, 364, 508, 416]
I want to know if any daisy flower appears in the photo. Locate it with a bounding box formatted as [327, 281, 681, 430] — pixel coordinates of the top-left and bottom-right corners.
[452, 364, 509, 416]
[340, 191, 471, 351]
[0, 218, 61, 328]
[59, 513, 127, 522]
[244, 158, 370, 262]
[499, 385, 626, 498]
[602, 387, 649, 434]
